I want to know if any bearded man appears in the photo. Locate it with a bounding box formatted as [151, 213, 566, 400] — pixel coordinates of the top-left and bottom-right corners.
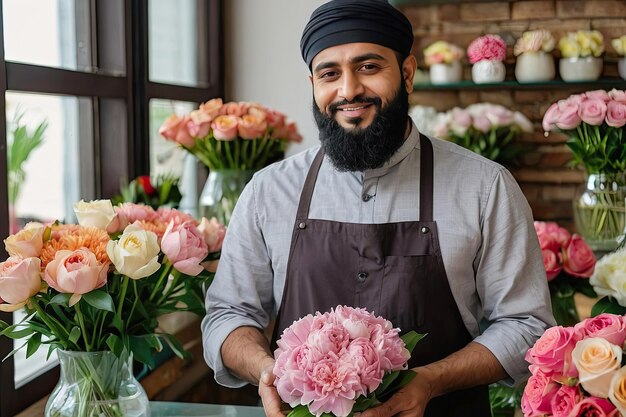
[202, 1, 555, 416]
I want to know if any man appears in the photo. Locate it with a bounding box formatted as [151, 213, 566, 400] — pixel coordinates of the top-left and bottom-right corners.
[202, 1, 555, 416]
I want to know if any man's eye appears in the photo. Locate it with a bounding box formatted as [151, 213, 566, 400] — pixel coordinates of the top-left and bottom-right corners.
[361, 64, 378, 71]
[320, 71, 337, 79]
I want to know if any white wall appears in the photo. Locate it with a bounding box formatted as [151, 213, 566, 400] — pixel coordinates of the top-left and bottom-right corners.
[225, 0, 326, 156]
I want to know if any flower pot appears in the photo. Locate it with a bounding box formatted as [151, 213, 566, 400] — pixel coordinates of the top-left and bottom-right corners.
[429, 61, 462, 85]
[199, 169, 255, 225]
[471, 59, 506, 84]
[619, 57, 626, 81]
[515, 51, 555, 83]
[45, 350, 149, 417]
[559, 56, 603, 82]
[573, 172, 626, 253]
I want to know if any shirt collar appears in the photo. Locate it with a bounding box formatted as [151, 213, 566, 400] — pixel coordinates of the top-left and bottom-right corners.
[364, 120, 420, 179]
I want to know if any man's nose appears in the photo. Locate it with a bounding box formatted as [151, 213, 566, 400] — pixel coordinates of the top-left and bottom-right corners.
[338, 72, 365, 102]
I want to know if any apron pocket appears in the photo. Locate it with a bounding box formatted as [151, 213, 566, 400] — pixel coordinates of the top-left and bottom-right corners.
[381, 255, 427, 330]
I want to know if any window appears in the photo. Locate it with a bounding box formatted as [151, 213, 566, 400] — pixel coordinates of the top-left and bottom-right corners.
[0, 1, 223, 415]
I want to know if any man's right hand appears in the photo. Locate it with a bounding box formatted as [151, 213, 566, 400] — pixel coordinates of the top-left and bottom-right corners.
[258, 361, 288, 417]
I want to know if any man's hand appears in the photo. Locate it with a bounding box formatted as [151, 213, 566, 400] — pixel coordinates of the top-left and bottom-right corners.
[361, 368, 434, 417]
[258, 360, 289, 417]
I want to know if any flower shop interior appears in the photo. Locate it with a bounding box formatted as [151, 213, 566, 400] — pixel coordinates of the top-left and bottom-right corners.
[1, 0, 626, 416]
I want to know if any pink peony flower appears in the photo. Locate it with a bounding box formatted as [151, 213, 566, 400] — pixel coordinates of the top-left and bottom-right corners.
[575, 314, 626, 349]
[0, 257, 42, 311]
[304, 355, 362, 417]
[525, 325, 579, 377]
[568, 397, 616, 417]
[521, 370, 560, 417]
[111, 203, 157, 233]
[160, 220, 209, 276]
[334, 305, 373, 339]
[606, 100, 626, 128]
[345, 338, 383, 393]
[467, 34, 507, 63]
[156, 208, 196, 230]
[562, 234, 595, 277]
[550, 385, 582, 417]
[579, 98, 608, 126]
[307, 322, 351, 355]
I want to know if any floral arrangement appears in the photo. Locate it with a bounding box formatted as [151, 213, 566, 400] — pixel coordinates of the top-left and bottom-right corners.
[112, 174, 182, 210]
[432, 102, 533, 165]
[522, 313, 626, 417]
[467, 34, 507, 64]
[534, 221, 597, 326]
[273, 305, 422, 417]
[613, 36, 626, 56]
[558, 30, 604, 59]
[423, 40, 464, 66]
[159, 98, 302, 171]
[0, 199, 225, 359]
[514, 30, 556, 56]
[542, 89, 626, 174]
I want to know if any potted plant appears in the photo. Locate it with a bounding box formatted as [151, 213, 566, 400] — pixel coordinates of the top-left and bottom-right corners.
[558, 30, 605, 82]
[423, 40, 464, 85]
[514, 30, 556, 83]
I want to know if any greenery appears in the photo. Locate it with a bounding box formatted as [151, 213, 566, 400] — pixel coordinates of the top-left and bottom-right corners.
[446, 126, 527, 167]
[112, 174, 182, 210]
[566, 125, 626, 174]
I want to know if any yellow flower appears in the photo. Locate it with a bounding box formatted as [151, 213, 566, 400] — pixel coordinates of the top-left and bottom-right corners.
[559, 30, 604, 58]
[559, 37, 581, 58]
[612, 36, 626, 55]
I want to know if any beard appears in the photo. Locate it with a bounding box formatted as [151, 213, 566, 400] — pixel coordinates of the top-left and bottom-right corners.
[312, 81, 409, 172]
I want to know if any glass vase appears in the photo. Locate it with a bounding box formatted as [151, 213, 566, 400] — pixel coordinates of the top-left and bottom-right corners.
[45, 350, 150, 417]
[573, 172, 626, 253]
[198, 169, 255, 225]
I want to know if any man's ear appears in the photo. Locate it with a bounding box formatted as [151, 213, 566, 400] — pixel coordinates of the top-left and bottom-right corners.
[402, 55, 418, 94]
[309, 74, 313, 85]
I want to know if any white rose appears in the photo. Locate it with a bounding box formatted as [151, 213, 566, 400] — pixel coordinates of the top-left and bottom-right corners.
[73, 199, 116, 230]
[609, 366, 626, 416]
[590, 247, 626, 306]
[4, 222, 45, 258]
[572, 337, 622, 398]
[106, 224, 161, 279]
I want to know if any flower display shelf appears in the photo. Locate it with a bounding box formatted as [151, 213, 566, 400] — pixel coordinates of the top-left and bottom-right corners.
[413, 78, 626, 91]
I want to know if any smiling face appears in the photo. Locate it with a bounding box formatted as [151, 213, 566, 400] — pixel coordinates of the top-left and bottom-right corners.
[310, 42, 415, 130]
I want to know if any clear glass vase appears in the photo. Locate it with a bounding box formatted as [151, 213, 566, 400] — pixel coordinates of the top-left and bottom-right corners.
[573, 172, 626, 253]
[198, 169, 254, 225]
[45, 350, 150, 417]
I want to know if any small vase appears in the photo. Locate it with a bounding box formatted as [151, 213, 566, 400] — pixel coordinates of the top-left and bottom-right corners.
[559, 56, 603, 82]
[619, 57, 626, 81]
[429, 61, 462, 85]
[45, 350, 149, 417]
[471, 59, 506, 84]
[573, 172, 626, 253]
[199, 169, 255, 225]
[515, 51, 555, 83]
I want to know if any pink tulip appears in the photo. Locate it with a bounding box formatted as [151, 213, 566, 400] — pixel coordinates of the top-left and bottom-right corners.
[211, 115, 239, 140]
[0, 257, 41, 311]
[44, 249, 108, 304]
[562, 234, 595, 277]
[606, 100, 626, 128]
[579, 98, 608, 126]
[161, 221, 209, 276]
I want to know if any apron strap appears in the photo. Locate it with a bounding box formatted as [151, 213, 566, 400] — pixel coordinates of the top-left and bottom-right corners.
[295, 148, 325, 221]
[419, 134, 434, 222]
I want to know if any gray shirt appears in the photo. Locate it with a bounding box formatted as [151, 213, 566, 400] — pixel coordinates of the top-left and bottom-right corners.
[202, 123, 555, 387]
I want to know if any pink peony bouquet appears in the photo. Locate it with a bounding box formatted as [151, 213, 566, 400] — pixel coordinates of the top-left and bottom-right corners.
[522, 313, 626, 417]
[534, 221, 597, 327]
[0, 199, 225, 365]
[273, 305, 422, 417]
[467, 34, 507, 64]
[159, 98, 302, 171]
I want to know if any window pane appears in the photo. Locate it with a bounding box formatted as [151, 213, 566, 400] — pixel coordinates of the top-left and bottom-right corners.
[149, 99, 198, 215]
[2, 0, 125, 76]
[148, 0, 208, 87]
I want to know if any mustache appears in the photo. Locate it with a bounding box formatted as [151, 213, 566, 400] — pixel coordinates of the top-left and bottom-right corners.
[328, 96, 382, 114]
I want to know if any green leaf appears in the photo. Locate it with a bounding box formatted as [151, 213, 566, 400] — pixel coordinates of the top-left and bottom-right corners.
[287, 405, 315, 417]
[68, 326, 81, 345]
[26, 333, 42, 358]
[3, 341, 28, 362]
[401, 330, 426, 354]
[591, 296, 626, 317]
[82, 290, 114, 312]
[374, 370, 400, 397]
[160, 333, 190, 360]
[106, 334, 125, 357]
[377, 370, 416, 403]
[49, 293, 71, 307]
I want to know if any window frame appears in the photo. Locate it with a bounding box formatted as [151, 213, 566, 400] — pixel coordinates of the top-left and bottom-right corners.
[0, 1, 223, 415]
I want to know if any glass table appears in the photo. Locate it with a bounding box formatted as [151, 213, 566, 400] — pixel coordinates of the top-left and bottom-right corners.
[150, 402, 265, 417]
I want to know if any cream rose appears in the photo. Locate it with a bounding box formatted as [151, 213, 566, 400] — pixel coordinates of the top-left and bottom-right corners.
[106, 224, 161, 279]
[4, 222, 45, 258]
[74, 199, 117, 230]
[609, 366, 626, 416]
[590, 247, 626, 307]
[572, 337, 622, 398]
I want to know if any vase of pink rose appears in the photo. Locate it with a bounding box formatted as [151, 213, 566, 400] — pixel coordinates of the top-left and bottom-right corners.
[467, 34, 507, 84]
[542, 89, 626, 253]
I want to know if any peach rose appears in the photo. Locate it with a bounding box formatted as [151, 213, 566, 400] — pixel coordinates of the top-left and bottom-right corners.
[211, 115, 239, 140]
[238, 114, 268, 139]
[187, 109, 213, 138]
[0, 257, 41, 312]
[572, 337, 622, 398]
[4, 222, 45, 258]
[609, 366, 626, 416]
[158, 114, 183, 141]
[199, 98, 224, 118]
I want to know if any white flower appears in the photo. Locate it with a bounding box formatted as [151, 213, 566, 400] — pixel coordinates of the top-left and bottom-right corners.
[609, 366, 626, 416]
[572, 337, 622, 398]
[106, 224, 161, 279]
[74, 199, 117, 230]
[590, 247, 626, 307]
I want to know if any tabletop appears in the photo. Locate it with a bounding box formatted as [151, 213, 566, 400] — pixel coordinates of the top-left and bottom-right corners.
[150, 402, 266, 417]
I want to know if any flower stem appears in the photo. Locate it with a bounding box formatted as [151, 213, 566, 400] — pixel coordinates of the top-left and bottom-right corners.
[116, 276, 129, 321]
[75, 302, 92, 351]
[149, 261, 172, 302]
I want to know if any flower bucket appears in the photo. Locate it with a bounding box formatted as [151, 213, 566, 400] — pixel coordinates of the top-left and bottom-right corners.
[471, 59, 506, 84]
[559, 56, 603, 82]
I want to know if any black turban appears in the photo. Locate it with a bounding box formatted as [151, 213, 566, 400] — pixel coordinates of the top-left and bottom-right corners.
[300, 0, 414, 68]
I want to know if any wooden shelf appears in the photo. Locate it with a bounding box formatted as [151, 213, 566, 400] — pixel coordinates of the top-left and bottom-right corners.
[413, 78, 626, 91]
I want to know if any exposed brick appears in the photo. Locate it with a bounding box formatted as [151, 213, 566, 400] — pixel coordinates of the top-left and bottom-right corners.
[437, 4, 461, 22]
[537, 147, 574, 167]
[521, 130, 569, 144]
[585, 1, 626, 18]
[528, 200, 574, 221]
[514, 90, 553, 104]
[478, 90, 514, 107]
[556, 1, 587, 18]
[409, 91, 459, 111]
[591, 19, 626, 43]
[512, 168, 586, 183]
[460, 3, 510, 22]
[458, 90, 480, 107]
[512, 1, 556, 20]
[404, 6, 437, 27]
[440, 21, 492, 35]
[541, 184, 577, 201]
[499, 21, 532, 37]
[519, 183, 542, 200]
[528, 19, 591, 41]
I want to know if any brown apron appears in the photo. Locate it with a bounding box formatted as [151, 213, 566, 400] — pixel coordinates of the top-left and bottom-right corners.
[272, 134, 491, 416]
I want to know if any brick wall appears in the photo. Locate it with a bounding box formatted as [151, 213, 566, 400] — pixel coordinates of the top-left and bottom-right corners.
[399, 0, 626, 230]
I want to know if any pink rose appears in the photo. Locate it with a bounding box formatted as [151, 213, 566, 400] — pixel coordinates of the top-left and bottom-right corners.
[43, 249, 108, 304]
[542, 221, 572, 246]
[186, 109, 213, 138]
[579, 98, 608, 126]
[568, 397, 616, 417]
[161, 221, 209, 276]
[556, 101, 582, 130]
[286, 122, 303, 143]
[449, 107, 472, 135]
[196, 217, 226, 253]
[606, 100, 626, 128]
[159, 114, 183, 141]
[265, 109, 287, 129]
[543, 103, 561, 131]
[220, 101, 250, 117]
[562, 234, 595, 277]
[608, 89, 626, 104]
[238, 114, 268, 139]
[550, 385, 581, 417]
[211, 115, 239, 140]
[473, 115, 492, 133]
[345, 338, 383, 393]
[199, 98, 224, 118]
[584, 90, 611, 102]
[113, 203, 157, 232]
[307, 322, 350, 354]
[575, 314, 626, 347]
[525, 325, 579, 377]
[542, 249, 562, 281]
[0, 257, 41, 311]
[521, 370, 560, 417]
[306, 356, 361, 417]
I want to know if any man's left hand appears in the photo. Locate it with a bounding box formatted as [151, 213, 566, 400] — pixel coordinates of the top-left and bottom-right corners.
[361, 369, 434, 417]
